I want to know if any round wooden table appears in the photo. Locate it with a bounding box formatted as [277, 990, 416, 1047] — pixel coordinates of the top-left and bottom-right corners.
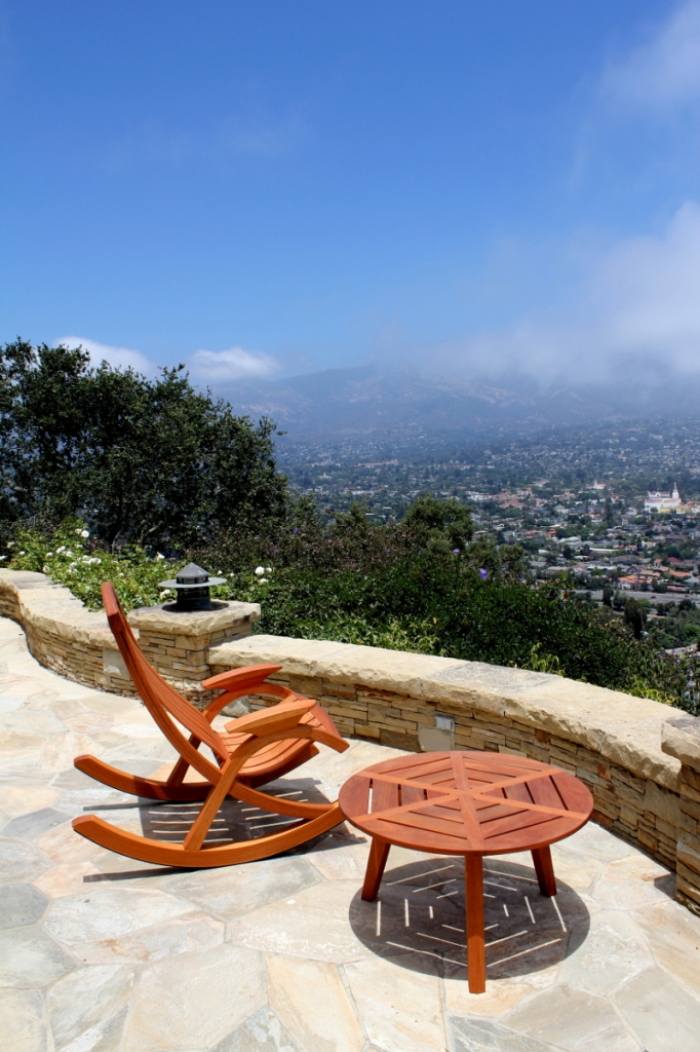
[339, 750, 593, 993]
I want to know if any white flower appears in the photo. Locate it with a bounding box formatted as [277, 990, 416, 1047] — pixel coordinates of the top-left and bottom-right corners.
[0, 555, 7, 562]
[6, 541, 14, 548]
[18, 550, 25, 555]
[42, 564, 50, 573]
[265, 566, 272, 574]
[76, 528, 89, 538]
[254, 566, 265, 576]
[55, 545, 65, 554]
[155, 552, 165, 561]
[259, 577, 268, 584]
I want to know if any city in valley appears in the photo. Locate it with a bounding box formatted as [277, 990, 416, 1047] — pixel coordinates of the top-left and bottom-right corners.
[280, 418, 700, 653]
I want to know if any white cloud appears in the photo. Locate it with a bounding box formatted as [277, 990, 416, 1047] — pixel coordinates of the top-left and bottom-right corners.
[55, 338, 279, 385]
[602, 1, 700, 109]
[57, 336, 156, 374]
[427, 201, 700, 382]
[187, 346, 278, 383]
[593, 201, 700, 368]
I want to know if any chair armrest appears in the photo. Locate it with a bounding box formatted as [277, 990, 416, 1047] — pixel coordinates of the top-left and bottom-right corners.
[202, 663, 283, 692]
[202, 664, 291, 721]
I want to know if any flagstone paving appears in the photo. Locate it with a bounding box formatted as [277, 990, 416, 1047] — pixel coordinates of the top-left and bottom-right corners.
[1, 614, 699, 1051]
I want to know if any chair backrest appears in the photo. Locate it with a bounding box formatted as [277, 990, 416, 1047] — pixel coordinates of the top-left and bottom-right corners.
[101, 581, 227, 761]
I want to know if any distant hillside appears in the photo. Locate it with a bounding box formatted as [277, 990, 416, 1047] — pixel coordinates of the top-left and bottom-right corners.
[219, 364, 700, 440]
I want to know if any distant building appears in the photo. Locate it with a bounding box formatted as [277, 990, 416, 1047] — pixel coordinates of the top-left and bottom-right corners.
[644, 483, 681, 513]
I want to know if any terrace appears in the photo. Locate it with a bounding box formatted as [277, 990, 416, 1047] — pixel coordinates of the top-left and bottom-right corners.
[2, 611, 700, 1051]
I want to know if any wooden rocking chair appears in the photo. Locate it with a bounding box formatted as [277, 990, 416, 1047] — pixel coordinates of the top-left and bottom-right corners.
[72, 582, 349, 867]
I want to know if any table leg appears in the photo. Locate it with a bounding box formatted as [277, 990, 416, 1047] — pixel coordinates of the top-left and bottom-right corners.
[465, 854, 486, 994]
[532, 845, 556, 897]
[362, 837, 390, 901]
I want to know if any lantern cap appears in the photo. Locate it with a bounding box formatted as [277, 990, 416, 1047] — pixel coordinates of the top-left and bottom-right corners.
[159, 563, 226, 590]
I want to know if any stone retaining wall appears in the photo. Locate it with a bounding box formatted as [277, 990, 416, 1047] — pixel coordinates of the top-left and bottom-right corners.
[0, 569, 259, 701]
[2, 567, 700, 915]
[0, 570, 133, 694]
[663, 717, 700, 915]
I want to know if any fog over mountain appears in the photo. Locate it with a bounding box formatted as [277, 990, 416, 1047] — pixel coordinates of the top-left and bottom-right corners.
[220, 361, 700, 442]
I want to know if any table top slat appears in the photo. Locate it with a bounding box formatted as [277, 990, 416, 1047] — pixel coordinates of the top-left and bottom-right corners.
[400, 783, 427, 806]
[372, 777, 400, 813]
[526, 775, 566, 809]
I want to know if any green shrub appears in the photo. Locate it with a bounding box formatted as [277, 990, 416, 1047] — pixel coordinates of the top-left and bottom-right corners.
[3, 513, 693, 713]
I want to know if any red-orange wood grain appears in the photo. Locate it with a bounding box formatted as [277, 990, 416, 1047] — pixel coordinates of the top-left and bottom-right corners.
[340, 750, 593, 993]
[72, 581, 348, 867]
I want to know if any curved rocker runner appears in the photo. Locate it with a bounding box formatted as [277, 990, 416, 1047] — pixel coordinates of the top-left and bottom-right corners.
[72, 582, 348, 867]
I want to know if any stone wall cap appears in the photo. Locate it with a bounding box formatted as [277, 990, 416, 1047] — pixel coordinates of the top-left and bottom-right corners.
[0, 570, 120, 649]
[209, 634, 467, 686]
[128, 600, 260, 636]
[209, 633, 681, 789]
[662, 715, 700, 769]
[0, 569, 55, 589]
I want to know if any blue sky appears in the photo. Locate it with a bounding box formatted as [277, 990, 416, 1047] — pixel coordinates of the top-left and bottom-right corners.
[2, 1, 700, 385]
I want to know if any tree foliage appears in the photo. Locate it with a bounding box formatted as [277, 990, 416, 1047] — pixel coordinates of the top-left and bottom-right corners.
[0, 339, 287, 548]
[402, 495, 473, 551]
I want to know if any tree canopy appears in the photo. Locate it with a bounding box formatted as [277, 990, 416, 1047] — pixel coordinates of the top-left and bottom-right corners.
[0, 339, 287, 548]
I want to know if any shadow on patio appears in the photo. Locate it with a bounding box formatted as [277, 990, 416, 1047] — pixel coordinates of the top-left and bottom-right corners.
[349, 855, 589, 983]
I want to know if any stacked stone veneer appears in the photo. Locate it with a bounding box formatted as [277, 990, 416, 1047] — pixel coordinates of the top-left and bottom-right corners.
[663, 717, 700, 916]
[2, 568, 700, 914]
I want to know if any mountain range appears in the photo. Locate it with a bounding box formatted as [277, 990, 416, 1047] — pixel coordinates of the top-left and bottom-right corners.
[219, 364, 700, 441]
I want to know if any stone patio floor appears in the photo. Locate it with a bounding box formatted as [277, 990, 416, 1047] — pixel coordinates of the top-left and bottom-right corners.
[2, 616, 700, 1052]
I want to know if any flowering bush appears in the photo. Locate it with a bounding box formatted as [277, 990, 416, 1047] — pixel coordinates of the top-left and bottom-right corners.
[4, 519, 245, 611]
[5, 519, 181, 610]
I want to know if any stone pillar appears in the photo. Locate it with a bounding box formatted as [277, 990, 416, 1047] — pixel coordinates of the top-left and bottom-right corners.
[662, 714, 700, 917]
[126, 600, 261, 705]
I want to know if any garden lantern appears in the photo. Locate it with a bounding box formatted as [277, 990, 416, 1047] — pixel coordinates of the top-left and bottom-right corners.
[158, 562, 226, 611]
